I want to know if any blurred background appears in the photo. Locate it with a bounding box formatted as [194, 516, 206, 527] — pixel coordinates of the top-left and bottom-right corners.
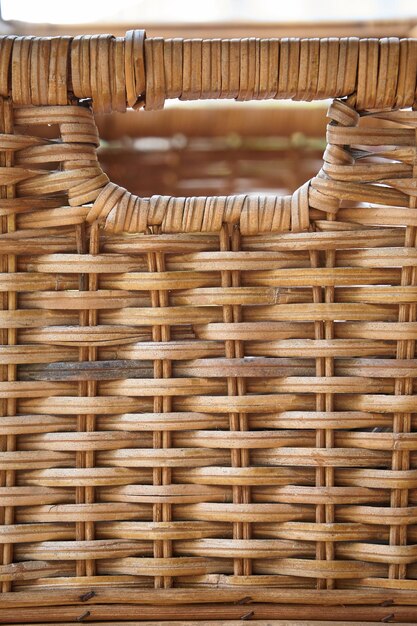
[2, 0, 417, 199]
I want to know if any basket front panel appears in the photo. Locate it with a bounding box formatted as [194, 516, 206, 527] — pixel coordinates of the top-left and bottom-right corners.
[1, 97, 417, 621]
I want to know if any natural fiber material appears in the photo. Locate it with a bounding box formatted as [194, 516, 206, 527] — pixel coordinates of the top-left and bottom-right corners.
[2, 32, 417, 625]
[1, 34, 417, 111]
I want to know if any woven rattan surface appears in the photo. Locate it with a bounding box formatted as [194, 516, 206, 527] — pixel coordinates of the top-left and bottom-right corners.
[2, 32, 417, 624]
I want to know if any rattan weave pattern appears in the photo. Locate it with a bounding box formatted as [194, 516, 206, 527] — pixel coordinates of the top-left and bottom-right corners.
[2, 32, 417, 625]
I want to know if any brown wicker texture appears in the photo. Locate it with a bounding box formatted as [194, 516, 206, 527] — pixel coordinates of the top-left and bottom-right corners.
[2, 32, 417, 625]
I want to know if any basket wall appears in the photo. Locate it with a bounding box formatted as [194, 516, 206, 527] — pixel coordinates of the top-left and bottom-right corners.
[1, 33, 417, 625]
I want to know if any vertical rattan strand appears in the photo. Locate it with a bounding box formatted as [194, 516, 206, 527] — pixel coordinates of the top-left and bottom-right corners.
[309, 223, 336, 591]
[0, 98, 16, 593]
[147, 225, 173, 589]
[75, 221, 99, 577]
[389, 135, 417, 580]
[307, 98, 356, 590]
[220, 223, 251, 577]
[324, 227, 336, 586]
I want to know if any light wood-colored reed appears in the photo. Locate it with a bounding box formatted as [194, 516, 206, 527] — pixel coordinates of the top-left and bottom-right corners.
[1, 31, 417, 625]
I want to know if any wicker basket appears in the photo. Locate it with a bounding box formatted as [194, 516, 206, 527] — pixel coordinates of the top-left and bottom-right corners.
[2, 32, 417, 625]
